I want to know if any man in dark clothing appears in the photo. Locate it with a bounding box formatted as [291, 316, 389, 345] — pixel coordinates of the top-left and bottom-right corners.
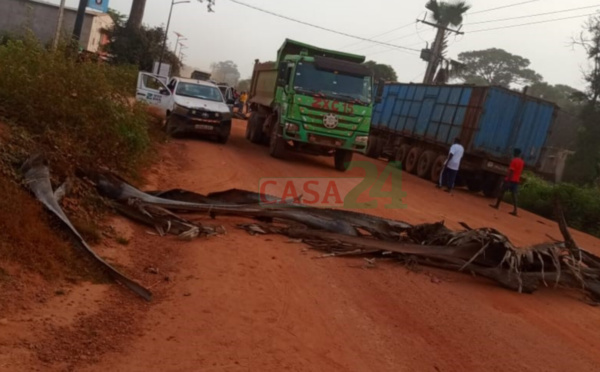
[490, 148, 525, 216]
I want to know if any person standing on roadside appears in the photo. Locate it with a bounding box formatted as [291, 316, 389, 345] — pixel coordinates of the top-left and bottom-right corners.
[490, 148, 524, 216]
[240, 91, 248, 113]
[437, 137, 464, 193]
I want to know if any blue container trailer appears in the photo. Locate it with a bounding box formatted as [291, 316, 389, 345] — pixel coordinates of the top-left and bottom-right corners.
[366, 83, 557, 197]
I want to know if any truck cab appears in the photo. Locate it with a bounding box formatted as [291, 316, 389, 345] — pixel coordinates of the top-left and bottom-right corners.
[246, 39, 383, 171]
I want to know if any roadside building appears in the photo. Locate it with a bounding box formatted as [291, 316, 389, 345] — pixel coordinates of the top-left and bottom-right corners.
[0, 0, 113, 54]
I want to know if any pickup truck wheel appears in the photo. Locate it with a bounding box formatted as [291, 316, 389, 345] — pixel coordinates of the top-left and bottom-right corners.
[417, 151, 436, 179]
[430, 155, 446, 184]
[405, 146, 423, 174]
[269, 122, 286, 159]
[217, 123, 231, 144]
[165, 116, 175, 136]
[244, 118, 251, 139]
[334, 150, 353, 172]
[394, 144, 410, 169]
[249, 112, 263, 144]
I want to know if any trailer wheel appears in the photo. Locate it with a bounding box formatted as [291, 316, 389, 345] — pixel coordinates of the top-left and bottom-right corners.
[248, 112, 263, 144]
[417, 151, 436, 179]
[269, 121, 286, 159]
[334, 150, 353, 172]
[430, 155, 446, 184]
[244, 117, 251, 139]
[394, 144, 411, 169]
[482, 174, 503, 198]
[466, 175, 483, 193]
[365, 136, 380, 158]
[405, 146, 423, 174]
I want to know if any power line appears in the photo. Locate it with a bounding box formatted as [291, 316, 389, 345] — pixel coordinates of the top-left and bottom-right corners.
[341, 21, 416, 49]
[466, 4, 600, 25]
[228, 0, 420, 53]
[469, 0, 539, 16]
[350, 31, 420, 53]
[470, 12, 597, 33]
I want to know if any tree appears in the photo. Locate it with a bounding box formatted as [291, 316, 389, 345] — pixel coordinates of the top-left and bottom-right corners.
[423, 0, 470, 84]
[210, 61, 240, 86]
[456, 48, 542, 88]
[563, 15, 600, 184]
[528, 83, 585, 112]
[236, 78, 251, 92]
[105, 10, 181, 76]
[363, 61, 398, 82]
[126, 0, 146, 29]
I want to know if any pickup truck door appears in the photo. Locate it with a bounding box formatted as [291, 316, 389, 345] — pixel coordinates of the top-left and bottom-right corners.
[136, 72, 171, 111]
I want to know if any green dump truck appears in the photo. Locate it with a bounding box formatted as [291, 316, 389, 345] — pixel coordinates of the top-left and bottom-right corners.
[246, 39, 382, 171]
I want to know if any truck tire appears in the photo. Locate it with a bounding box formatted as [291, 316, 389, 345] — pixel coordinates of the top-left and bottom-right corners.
[217, 122, 231, 144]
[482, 174, 503, 198]
[430, 155, 446, 184]
[249, 112, 263, 144]
[405, 146, 423, 174]
[365, 136, 381, 158]
[466, 175, 483, 193]
[244, 118, 251, 139]
[334, 150, 353, 172]
[416, 151, 436, 179]
[269, 121, 286, 159]
[394, 144, 410, 169]
[165, 115, 175, 136]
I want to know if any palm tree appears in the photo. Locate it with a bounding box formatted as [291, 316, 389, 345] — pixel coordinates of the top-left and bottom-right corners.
[423, 0, 470, 84]
[126, 0, 146, 29]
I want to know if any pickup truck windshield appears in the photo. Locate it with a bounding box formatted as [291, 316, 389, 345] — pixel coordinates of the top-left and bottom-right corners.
[293, 61, 372, 104]
[176, 82, 223, 102]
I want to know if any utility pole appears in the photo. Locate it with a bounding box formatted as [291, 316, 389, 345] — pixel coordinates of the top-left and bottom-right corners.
[418, 19, 463, 85]
[52, 0, 66, 50]
[73, 0, 88, 45]
[157, 1, 190, 77]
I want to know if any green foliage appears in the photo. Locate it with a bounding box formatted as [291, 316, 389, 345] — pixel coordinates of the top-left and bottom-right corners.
[457, 48, 542, 88]
[529, 82, 585, 112]
[516, 172, 600, 237]
[363, 61, 398, 82]
[105, 10, 181, 76]
[563, 104, 600, 184]
[425, 0, 471, 27]
[0, 36, 153, 176]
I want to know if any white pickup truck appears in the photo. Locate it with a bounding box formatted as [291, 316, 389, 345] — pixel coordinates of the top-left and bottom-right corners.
[136, 72, 234, 143]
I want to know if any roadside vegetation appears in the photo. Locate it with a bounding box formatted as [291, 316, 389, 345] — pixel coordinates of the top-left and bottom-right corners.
[0, 35, 161, 282]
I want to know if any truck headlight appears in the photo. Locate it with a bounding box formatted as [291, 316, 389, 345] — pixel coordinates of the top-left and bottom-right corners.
[355, 136, 369, 144]
[285, 123, 299, 133]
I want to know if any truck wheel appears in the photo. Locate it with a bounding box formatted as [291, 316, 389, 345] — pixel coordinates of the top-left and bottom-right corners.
[416, 151, 436, 179]
[217, 123, 231, 144]
[466, 175, 483, 193]
[405, 146, 423, 174]
[334, 150, 353, 172]
[394, 144, 410, 169]
[249, 112, 263, 144]
[482, 174, 502, 198]
[430, 155, 446, 184]
[244, 118, 251, 139]
[269, 121, 286, 159]
[365, 136, 380, 158]
[165, 116, 175, 136]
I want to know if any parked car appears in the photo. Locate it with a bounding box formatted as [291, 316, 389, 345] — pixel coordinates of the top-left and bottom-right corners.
[136, 72, 233, 143]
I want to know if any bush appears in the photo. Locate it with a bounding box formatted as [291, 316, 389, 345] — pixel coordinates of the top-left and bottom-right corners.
[517, 172, 600, 237]
[0, 36, 153, 176]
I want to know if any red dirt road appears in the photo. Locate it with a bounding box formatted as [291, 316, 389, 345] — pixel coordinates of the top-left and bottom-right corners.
[6, 120, 600, 371]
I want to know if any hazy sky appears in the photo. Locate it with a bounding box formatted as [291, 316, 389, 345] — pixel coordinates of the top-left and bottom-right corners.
[53, 0, 599, 89]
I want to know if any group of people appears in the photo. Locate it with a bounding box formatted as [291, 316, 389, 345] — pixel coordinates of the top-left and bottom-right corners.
[233, 91, 249, 114]
[437, 138, 524, 216]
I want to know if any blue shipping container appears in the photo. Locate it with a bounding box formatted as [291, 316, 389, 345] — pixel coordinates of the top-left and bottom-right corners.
[371, 83, 556, 167]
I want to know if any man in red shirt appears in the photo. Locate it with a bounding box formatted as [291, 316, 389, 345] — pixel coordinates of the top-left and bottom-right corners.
[490, 148, 524, 216]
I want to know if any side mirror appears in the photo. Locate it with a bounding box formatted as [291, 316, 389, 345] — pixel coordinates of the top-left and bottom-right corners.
[159, 88, 170, 96]
[375, 79, 385, 101]
[277, 64, 288, 87]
